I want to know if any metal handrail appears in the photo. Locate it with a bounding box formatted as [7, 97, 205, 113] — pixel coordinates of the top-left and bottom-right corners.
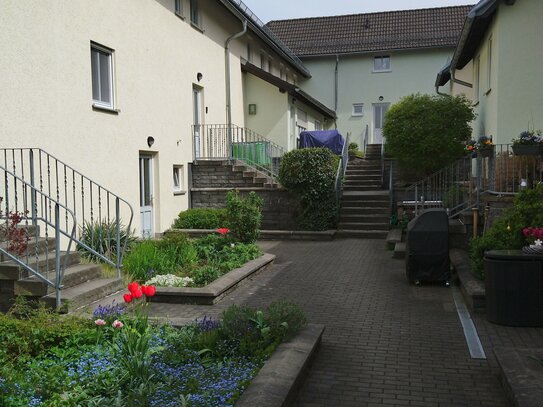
[0, 148, 134, 277]
[0, 165, 77, 309]
[334, 133, 350, 201]
[362, 125, 369, 156]
[193, 124, 286, 179]
[381, 138, 386, 188]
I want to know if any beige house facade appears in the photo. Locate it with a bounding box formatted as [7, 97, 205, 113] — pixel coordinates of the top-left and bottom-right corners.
[0, 0, 331, 237]
[436, 0, 543, 145]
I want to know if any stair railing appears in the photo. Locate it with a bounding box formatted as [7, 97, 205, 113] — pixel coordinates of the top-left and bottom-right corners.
[0, 148, 134, 282]
[1, 165, 76, 309]
[193, 124, 286, 180]
[334, 133, 350, 201]
[362, 125, 369, 157]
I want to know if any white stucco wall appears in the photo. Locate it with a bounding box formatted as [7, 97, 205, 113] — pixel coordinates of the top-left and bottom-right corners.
[299, 48, 456, 148]
[0, 0, 255, 236]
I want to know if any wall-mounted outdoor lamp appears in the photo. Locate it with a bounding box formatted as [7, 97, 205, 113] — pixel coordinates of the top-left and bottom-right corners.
[197, 72, 203, 82]
[147, 136, 155, 148]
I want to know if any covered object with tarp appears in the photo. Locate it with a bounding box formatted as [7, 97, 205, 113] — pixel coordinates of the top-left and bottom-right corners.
[299, 130, 344, 155]
[405, 208, 450, 285]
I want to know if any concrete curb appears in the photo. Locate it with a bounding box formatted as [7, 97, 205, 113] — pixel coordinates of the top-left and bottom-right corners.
[494, 347, 543, 407]
[450, 248, 485, 312]
[152, 253, 275, 305]
[167, 228, 336, 241]
[236, 324, 325, 407]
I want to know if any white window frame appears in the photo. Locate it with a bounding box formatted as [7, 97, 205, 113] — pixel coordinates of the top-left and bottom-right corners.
[190, 0, 201, 28]
[279, 63, 285, 80]
[91, 42, 115, 109]
[315, 120, 322, 131]
[174, 0, 183, 17]
[267, 56, 273, 73]
[352, 103, 364, 117]
[373, 55, 391, 72]
[173, 165, 184, 193]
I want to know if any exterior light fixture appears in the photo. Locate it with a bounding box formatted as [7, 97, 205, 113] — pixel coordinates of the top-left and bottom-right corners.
[147, 136, 155, 148]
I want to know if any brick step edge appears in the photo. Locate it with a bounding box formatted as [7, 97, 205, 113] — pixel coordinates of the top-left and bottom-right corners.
[236, 324, 325, 407]
[450, 248, 486, 312]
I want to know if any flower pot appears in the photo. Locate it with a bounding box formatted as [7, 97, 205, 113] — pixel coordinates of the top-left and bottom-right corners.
[512, 144, 543, 156]
[477, 146, 494, 158]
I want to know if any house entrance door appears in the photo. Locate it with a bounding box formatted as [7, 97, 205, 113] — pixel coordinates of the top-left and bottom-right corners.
[372, 103, 390, 144]
[139, 154, 153, 238]
[193, 86, 203, 159]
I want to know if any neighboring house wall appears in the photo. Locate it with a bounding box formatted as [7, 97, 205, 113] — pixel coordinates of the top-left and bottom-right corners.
[300, 48, 455, 147]
[0, 0, 308, 236]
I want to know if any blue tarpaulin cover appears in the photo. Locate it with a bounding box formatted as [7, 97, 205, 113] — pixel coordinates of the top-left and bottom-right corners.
[299, 130, 344, 155]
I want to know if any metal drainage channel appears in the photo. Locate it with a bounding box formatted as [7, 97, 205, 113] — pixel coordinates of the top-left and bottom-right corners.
[452, 286, 486, 359]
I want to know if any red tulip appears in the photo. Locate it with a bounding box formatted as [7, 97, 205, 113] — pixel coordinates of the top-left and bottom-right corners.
[123, 293, 133, 303]
[143, 285, 156, 297]
[127, 282, 140, 294]
[217, 228, 230, 236]
[132, 288, 143, 299]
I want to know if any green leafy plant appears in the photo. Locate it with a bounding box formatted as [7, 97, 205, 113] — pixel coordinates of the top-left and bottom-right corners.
[470, 185, 543, 279]
[348, 142, 364, 158]
[78, 219, 136, 262]
[383, 93, 475, 179]
[225, 191, 263, 243]
[278, 147, 339, 230]
[172, 208, 228, 229]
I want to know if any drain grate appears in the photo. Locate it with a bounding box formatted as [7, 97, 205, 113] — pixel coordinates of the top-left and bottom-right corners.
[452, 286, 487, 359]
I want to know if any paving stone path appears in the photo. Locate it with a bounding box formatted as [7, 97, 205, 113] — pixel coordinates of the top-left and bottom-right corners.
[148, 239, 509, 406]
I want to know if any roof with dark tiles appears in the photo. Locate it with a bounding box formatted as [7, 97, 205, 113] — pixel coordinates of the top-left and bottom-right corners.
[266, 5, 473, 56]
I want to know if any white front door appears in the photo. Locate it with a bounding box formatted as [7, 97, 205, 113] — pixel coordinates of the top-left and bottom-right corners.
[193, 86, 202, 159]
[139, 155, 153, 238]
[372, 103, 390, 144]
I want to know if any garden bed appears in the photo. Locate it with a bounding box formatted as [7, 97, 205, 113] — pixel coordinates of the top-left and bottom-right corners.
[152, 253, 275, 304]
[167, 229, 336, 241]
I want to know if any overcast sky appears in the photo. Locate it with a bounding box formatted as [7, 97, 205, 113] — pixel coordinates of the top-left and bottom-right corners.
[241, 0, 474, 22]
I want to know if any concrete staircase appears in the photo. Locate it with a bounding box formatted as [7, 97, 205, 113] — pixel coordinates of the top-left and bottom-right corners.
[0, 226, 123, 313]
[337, 144, 390, 239]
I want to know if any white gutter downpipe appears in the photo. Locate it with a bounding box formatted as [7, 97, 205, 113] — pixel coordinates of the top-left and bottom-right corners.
[225, 20, 248, 158]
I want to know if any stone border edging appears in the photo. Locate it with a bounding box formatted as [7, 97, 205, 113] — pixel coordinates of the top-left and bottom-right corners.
[494, 347, 543, 407]
[166, 229, 336, 241]
[152, 253, 275, 305]
[450, 248, 485, 312]
[236, 324, 325, 407]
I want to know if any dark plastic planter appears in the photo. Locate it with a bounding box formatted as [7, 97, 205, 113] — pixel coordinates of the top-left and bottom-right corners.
[511, 144, 543, 156]
[484, 250, 543, 327]
[477, 145, 494, 158]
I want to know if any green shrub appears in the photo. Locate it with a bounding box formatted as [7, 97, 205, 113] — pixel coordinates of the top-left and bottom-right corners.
[383, 93, 475, 179]
[123, 240, 179, 281]
[278, 147, 339, 230]
[469, 185, 543, 279]
[264, 301, 307, 341]
[225, 191, 263, 243]
[78, 219, 136, 262]
[172, 208, 227, 230]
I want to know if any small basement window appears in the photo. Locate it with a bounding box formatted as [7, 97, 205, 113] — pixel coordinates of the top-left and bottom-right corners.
[352, 103, 364, 117]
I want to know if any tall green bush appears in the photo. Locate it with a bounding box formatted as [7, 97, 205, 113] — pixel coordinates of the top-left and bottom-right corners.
[278, 147, 338, 230]
[470, 186, 543, 279]
[383, 93, 475, 179]
[225, 191, 263, 243]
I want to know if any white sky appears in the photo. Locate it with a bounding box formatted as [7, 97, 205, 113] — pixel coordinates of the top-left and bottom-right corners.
[241, 0, 475, 22]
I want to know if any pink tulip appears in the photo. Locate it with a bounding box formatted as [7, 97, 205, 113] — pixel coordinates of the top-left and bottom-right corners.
[94, 319, 106, 326]
[112, 320, 124, 329]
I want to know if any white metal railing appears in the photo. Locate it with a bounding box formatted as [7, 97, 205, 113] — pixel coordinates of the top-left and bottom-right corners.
[334, 133, 350, 201]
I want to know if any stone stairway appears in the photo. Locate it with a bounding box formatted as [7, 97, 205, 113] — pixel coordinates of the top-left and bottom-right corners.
[0, 225, 123, 313]
[337, 144, 390, 239]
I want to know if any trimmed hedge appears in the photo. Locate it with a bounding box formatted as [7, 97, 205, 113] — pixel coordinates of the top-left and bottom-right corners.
[171, 208, 227, 230]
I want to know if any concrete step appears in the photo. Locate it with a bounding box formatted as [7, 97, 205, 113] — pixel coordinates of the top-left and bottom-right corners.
[346, 167, 381, 173]
[0, 237, 55, 262]
[341, 191, 389, 201]
[393, 242, 406, 259]
[386, 229, 403, 250]
[340, 214, 390, 223]
[336, 230, 388, 239]
[343, 185, 382, 191]
[41, 277, 124, 313]
[15, 262, 103, 296]
[343, 180, 382, 187]
[0, 251, 81, 280]
[337, 222, 390, 231]
[344, 174, 382, 181]
[0, 224, 40, 239]
[340, 206, 390, 215]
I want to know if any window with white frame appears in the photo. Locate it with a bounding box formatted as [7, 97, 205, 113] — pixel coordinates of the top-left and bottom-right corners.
[373, 55, 391, 72]
[190, 0, 200, 27]
[352, 103, 364, 117]
[315, 120, 322, 131]
[279, 64, 285, 80]
[174, 0, 183, 16]
[91, 42, 114, 108]
[173, 165, 184, 193]
[267, 56, 273, 73]
[260, 52, 267, 71]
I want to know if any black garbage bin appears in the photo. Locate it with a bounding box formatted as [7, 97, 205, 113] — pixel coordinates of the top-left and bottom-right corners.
[484, 250, 543, 326]
[406, 208, 450, 285]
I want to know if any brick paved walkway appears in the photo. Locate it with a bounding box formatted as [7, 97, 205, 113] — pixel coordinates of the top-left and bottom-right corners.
[148, 239, 509, 406]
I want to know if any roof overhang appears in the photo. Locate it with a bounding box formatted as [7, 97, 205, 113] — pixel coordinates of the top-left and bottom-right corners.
[241, 61, 336, 119]
[218, 0, 311, 78]
[435, 61, 452, 87]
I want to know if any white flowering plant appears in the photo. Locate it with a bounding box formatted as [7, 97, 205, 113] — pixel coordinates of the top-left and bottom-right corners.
[145, 274, 194, 288]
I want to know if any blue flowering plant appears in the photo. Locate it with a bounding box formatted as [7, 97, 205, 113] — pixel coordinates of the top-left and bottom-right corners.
[512, 130, 543, 145]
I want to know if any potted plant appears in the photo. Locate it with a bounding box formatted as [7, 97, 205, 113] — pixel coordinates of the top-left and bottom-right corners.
[521, 226, 543, 254]
[476, 135, 494, 157]
[511, 130, 543, 155]
[464, 139, 477, 157]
